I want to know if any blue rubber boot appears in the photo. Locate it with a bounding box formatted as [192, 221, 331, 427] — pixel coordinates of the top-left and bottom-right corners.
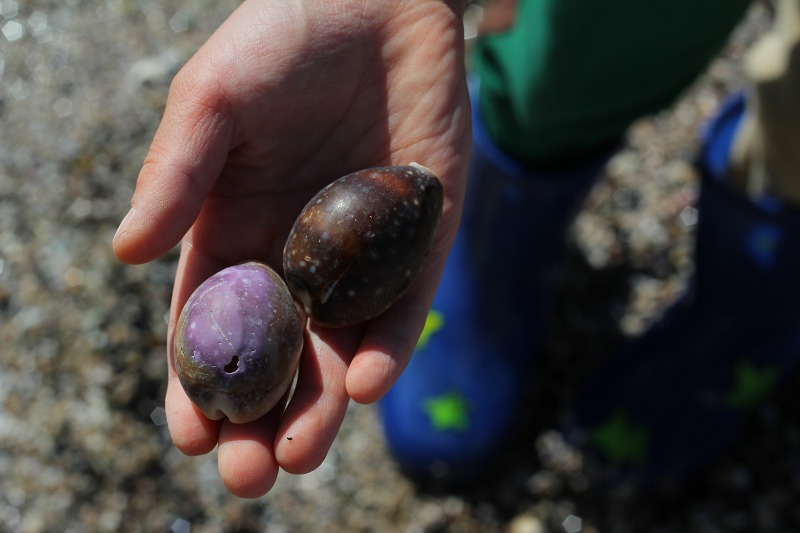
[570, 94, 800, 483]
[379, 84, 617, 483]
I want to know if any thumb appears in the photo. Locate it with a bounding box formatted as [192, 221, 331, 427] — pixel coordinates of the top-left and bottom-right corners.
[113, 73, 233, 264]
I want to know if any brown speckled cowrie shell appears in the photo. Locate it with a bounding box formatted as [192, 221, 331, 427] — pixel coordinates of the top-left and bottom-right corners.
[283, 163, 444, 327]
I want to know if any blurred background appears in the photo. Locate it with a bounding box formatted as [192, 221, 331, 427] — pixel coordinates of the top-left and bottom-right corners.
[1, 0, 798, 531]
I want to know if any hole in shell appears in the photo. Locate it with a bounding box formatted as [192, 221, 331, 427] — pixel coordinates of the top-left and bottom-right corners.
[224, 355, 239, 373]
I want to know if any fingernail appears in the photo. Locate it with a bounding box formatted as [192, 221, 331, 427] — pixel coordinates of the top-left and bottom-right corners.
[113, 207, 137, 243]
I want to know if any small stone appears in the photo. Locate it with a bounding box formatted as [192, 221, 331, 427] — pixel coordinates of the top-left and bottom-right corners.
[508, 514, 545, 533]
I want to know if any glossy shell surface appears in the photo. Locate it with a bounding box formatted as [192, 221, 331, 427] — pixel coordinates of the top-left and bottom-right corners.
[283, 164, 443, 327]
[174, 262, 304, 423]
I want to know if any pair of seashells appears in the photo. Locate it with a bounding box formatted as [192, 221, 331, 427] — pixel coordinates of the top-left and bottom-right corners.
[174, 164, 443, 423]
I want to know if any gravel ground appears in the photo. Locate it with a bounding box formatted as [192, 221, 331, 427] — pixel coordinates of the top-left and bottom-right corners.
[2, 1, 798, 532]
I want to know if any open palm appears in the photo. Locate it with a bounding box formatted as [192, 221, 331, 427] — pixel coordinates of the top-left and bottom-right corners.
[113, 0, 470, 498]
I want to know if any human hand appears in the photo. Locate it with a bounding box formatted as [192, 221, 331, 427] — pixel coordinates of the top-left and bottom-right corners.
[113, 0, 470, 498]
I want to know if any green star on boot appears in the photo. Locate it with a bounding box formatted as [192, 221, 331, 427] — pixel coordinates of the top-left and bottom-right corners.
[589, 408, 650, 466]
[726, 360, 778, 410]
[416, 309, 445, 351]
[423, 391, 471, 432]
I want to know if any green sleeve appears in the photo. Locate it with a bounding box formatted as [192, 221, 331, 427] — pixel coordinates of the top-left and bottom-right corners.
[472, 0, 753, 166]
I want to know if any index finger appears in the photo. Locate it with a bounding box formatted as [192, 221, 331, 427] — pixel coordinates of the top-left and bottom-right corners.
[113, 66, 234, 265]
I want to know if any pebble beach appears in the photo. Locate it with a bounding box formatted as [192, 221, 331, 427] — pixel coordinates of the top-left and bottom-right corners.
[2, 1, 799, 531]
